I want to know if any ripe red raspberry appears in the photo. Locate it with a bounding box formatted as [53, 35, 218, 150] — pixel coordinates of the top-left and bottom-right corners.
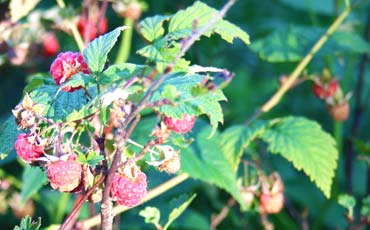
[259, 192, 284, 214]
[49, 51, 91, 92]
[163, 114, 196, 134]
[14, 133, 44, 163]
[47, 156, 82, 192]
[77, 16, 108, 41]
[42, 32, 59, 57]
[312, 79, 338, 99]
[110, 171, 147, 207]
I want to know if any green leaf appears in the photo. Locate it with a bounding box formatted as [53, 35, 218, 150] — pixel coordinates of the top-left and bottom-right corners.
[83, 26, 127, 73]
[338, 194, 356, 210]
[213, 20, 250, 45]
[139, 15, 169, 42]
[21, 165, 47, 203]
[137, 39, 189, 72]
[0, 115, 21, 160]
[261, 117, 338, 198]
[13, 216, 41, 230]
[99, 63, 146, 85]
[30, 84, 95, 121]
[168, 1, 250, 45]
[139, 207, 161, 227]
[61, 73, 95, 89]
[161, 85, 179, 100]
[86, 151, 104, 168]
[181, 121, 244, 206]
[24, 74, 55, 93]
[163, 194, 196, 230]
[220, 121, 266, 171]
[99, 106, 110, 126]
[149, 72, 227, 136]
[251, 25, 370, 62]
[137, 1, 249, 70]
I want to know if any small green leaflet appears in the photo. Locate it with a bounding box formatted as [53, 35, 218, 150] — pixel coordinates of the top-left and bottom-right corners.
[149, 72, 227, 137]
[139, 15, 169, 42]
[163, 194, 196, 230]
[77, 151, 104, 168]
[139, 207, 161, 227]
[99, 63, 146, 85]
[13, 216, 41, 230]
[220, 121, 266, 171]
[168, 1, 250, 45]
[83, 26, 128, 73]
[338, 194, 356, 210]
[261, 117, 338, 198]
[24, 73, 55, 93]
[139, 194, 196, 230]
[137, 39, 190, 72]
[61, 73, 96, 89]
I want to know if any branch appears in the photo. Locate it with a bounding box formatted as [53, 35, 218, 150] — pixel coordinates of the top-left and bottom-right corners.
[77, 173, 189, 229]
[99, 1, 237, 229]
[59, 176, 105, 230]
[245, 5, 352, 123]
[210, 198, 236, 230]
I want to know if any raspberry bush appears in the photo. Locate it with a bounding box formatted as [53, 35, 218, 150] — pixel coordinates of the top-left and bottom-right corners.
[1, 0, 370, 230]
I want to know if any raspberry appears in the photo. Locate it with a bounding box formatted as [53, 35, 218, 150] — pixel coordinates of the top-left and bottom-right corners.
[164, 114, 196, 134]
[158, 150, 181, 174]
[113, 2, 142, 20]
[241, 190, 254, 206]
[312, 79, 338, 99]
[259, 192, 284, 214]
[47, 156, 82, 192]
[110, 171, 147, 207]
[14, 133, 44, 163]
[49, 52, 91, 92]
[77, 16, 108, 41]
[327, 100, 350, 122]
[42, 32, 59, 57]
[122, 2, 142, 20]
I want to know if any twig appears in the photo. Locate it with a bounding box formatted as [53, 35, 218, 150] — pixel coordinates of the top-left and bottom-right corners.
[77, 173, 189, 229]
[59, 176, 105, 230]
[95, 134, 107, 174]
[245, 5, 352, 123]
[210, 198, 236, 230]
[131, 139, 157, 162]
[100, 113, 141, 230]
[260, 212, 273, 230]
